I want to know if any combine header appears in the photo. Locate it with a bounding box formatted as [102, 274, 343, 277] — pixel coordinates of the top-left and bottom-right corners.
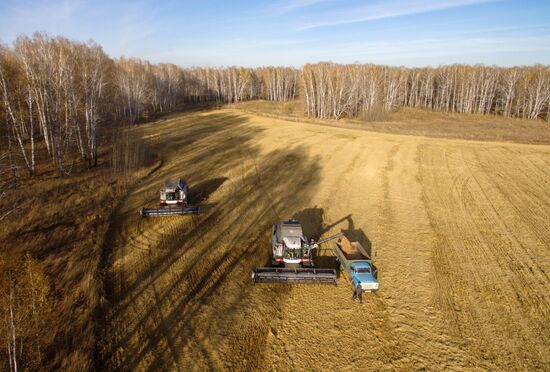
[252, 219, 341, 285]
[140, 205, 200, 217]
[140, 178, 201, 217]
[252, 267, 337, 284]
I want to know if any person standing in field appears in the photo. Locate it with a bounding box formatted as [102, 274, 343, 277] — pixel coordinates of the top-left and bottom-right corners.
[352, 284, 363, 303]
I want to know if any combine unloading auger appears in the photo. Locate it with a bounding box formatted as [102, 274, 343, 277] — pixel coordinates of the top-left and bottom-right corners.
[315, 232, 344, 246]
[251, 267, 338, 285]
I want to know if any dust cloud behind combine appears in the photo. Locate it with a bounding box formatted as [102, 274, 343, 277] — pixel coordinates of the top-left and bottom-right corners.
[98, 109, 550, 371]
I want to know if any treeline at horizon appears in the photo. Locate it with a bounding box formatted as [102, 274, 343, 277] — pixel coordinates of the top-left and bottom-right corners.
[1, 33, 549, 176]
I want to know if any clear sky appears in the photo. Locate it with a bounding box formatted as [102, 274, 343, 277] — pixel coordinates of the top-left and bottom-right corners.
[1, 0, 549, 67]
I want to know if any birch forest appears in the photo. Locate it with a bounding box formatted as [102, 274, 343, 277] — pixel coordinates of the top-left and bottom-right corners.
[0, 254, 52, 372]
[1, 34, 549, 177]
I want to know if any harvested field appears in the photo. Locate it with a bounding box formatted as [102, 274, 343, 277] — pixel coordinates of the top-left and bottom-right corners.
[232, 100, 550, 145]
[99, 109, 550, 370]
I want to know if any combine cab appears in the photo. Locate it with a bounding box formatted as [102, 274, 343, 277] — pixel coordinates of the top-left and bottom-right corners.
[271, 220, 315, 267]
[252, 219, 340, 285]
[140, 178, 200, 217]
[160, 179, 189, 206]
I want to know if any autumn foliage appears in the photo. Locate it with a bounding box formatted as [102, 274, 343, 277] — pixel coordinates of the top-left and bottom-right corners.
[0, 33, 548, 371]
[2, 34, 549, 177]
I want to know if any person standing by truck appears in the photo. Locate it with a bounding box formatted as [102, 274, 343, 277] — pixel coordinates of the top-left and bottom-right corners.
[352, 283, 363, 303]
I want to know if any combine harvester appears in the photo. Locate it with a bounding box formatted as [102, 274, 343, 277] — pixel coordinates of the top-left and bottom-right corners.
[252, 219, 341, 285]
[140, 178, 201, 217]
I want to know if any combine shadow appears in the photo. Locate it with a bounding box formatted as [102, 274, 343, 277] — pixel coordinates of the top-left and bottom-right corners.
[189, 177, 228, 204]
[293, 207, 325, 240]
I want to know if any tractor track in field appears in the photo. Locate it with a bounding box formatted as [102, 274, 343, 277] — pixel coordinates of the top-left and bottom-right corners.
[418, 143, 550, 368]
[98, 109, 550, 371]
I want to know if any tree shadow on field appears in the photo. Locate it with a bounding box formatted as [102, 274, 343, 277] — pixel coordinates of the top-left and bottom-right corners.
[138, 101, 222, 124]
[100, 110, 325, 371]
[292, 208, 372, 272]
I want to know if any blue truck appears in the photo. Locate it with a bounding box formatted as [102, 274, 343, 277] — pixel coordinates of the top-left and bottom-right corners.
[334, 237, 378, 296]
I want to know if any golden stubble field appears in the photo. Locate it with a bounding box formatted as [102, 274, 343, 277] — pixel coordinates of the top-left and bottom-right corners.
[98, 109, 550, 371]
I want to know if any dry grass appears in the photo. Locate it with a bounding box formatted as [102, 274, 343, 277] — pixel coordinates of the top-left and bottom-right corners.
[231, 100, 550, 145]
[228, 99, 303, 118]
[358, 105, 392, 122]
[0, 134, 157, 370]
[99, 109, 549, 370]
[1, 166, 123, 370]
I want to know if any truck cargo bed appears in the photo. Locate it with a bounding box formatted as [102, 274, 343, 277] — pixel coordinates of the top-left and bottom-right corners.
[338, 237, 370, 260]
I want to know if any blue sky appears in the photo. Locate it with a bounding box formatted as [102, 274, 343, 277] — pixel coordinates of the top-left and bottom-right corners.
[0, 0, 549, 67]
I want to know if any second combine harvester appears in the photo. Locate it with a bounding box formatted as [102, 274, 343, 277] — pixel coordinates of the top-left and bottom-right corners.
[140, 178, 201, 217]
[252, 219, 341, 284]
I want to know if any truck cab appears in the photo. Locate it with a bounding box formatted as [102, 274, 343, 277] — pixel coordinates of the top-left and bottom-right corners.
[334, 237, 379, 294]
[350, 261, 378, 292]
